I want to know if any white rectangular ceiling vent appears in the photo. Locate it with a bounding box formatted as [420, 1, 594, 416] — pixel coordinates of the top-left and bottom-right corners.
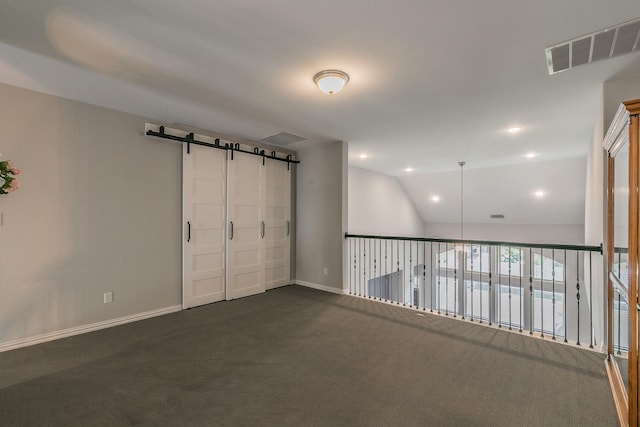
[546, 17, 640, 75]
[490, 214, 505, 219]
[261, 132, 306, 146]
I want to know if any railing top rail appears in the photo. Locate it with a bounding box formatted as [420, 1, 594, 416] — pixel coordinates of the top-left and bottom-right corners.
[344, 233, 603, 253]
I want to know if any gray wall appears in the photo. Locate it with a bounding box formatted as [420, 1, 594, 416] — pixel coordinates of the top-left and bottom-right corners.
[295, 141, 345, 290]
[0, 83, 182, 347]
[423, 222, 584, 245]
[584, 89, 605, 350]
[348, 166, 424, 236]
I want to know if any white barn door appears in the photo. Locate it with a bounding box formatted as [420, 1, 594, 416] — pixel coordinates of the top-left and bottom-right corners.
[227, 151, 265, 300]
[264, 160, 291, 289]
[183, 144, 227, 308]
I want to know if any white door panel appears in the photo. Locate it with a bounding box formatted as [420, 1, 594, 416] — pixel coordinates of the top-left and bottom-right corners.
[183, 144, 227, 308]
[227, 152, 265, 299]
[264, 160, 291, 290]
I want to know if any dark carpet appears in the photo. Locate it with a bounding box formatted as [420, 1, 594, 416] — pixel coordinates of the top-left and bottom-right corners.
[0, 285, 616, 426]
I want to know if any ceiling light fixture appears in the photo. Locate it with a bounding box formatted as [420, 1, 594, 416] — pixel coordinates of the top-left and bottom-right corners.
[359, 154, 368, 159]
[405, 167, 413, 172]
[313, 70, 349, 95]
[535, 190, 545, 198]
[431, 195, 440, 202]
[507, 127, 522, 134]
[526, 152, 536, 158]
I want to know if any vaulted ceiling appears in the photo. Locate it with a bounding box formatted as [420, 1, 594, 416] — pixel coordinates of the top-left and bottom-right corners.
[1, 0, 640, 225]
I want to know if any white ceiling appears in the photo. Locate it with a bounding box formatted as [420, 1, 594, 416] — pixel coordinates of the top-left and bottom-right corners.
[1, 0, 640, 225]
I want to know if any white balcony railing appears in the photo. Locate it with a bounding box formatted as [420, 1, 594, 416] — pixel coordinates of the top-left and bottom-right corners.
[345, 234, 603, 348]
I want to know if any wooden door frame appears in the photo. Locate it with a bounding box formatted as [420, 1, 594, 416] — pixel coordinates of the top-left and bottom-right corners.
[604, 98, 640, 427]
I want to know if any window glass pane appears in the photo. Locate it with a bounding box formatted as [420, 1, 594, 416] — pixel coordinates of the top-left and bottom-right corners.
[465, 245, 491, 273]
[436, 275, 457, 314]
[533, 254, 564, 282]
[613, 296, 629, 351]
[495, 284, 523, 328]
[498, 247, 523, 277]
[464, 280, 489, 321]
[532, 290, 564, 336]
[437, 248, 457, 270]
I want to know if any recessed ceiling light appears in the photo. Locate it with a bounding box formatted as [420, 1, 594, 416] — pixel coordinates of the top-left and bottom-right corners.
[535, 190, 544, 198]
[405, 167, 413, 172]
[526, 152, 536, 158]
[431, 195, 440, 202]
[313, 70, 349, 95]
[359, 154, 368, 159]
[507, 127, 522, 134]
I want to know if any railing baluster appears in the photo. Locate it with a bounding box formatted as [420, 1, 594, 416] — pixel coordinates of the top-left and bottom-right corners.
[353, 238, 357, 295]
[454, 244, 458, 318]
[540, 249, 544, 339]
[384, 240, 388, 302]
[529, 248, 533, 335]
[487, 246, 500, 326]
[347, 238, 353, 295]
[367, 238, 371, 298]
[392, 240, 396, 303]
[498, 246, 502, 328]
[589, 251, 593, 348]
[430, 242, 434, 312]
[519, 248, 523, 333]
[363, 238, 368, 298]
[437, 242, 441, 314]
[409, 240, 413, 307]
[479, 245, 483, 323]
[446, 243, 449, 315]
[563, 250, 568, 343]
[616, 292, 622, 355]
[552, 248, 556, 340]
[396, 240, 400, 305]
[470, 244, 474, 322]
[378, 239, 381, 300]
[460, 243, 464, 319]
[395, 240, 402, 305]
[423, 241, 427, 310]
[358, 238, 362, 297]
[576, 251, 581, 346]
[508, 245, 512, 331]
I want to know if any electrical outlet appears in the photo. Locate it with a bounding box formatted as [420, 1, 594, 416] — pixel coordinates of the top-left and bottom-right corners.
[103, 292, 114, 304]
[323, 267, 328, 275]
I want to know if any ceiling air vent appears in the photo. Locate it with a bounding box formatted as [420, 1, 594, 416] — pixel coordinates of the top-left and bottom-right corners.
[546, 17, 640, 75]
[261, 132, 306, 146]
[490, 214, 505, 219]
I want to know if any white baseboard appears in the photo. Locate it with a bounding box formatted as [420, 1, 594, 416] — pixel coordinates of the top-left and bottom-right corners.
[0, 305, 182, 353]
[295, 280, 346, 295]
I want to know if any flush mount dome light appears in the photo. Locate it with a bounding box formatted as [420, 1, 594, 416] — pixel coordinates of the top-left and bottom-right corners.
[313, 70, 349, 95]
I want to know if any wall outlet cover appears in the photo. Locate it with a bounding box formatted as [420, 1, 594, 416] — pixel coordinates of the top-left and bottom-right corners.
[104, 292, 114, 304]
